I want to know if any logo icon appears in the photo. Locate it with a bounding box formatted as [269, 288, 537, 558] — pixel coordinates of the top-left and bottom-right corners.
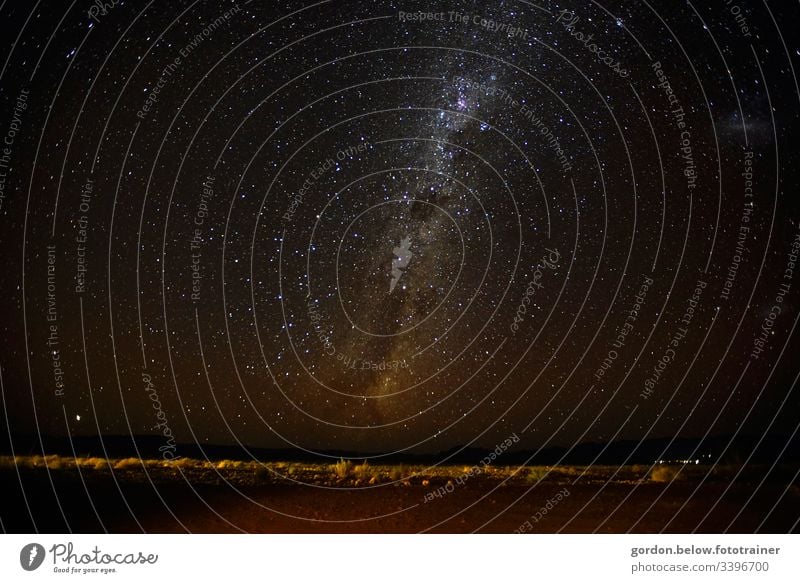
[20, 543, 46, 571]
[389, 235, 413, 294]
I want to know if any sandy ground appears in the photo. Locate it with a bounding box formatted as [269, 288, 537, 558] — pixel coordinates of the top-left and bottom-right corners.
[2, 465, 798, 533]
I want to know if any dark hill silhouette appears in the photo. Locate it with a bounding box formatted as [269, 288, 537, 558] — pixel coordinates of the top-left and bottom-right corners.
[4, 432, 799, 466]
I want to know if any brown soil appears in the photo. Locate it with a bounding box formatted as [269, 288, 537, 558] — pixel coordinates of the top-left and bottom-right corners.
[3, 467, 797, 533]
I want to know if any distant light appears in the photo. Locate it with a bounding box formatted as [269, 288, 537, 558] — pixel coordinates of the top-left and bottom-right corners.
[75, 415, 81, 422]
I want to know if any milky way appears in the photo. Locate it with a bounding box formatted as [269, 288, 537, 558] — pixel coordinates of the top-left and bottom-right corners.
[0, 0, 798, 462]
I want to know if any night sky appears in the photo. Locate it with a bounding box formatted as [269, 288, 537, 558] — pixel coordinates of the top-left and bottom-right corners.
[1, 0, 799, 459]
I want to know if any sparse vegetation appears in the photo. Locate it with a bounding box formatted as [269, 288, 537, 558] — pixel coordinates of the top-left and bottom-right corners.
[2, 455, 789, 494]
[353, 460, 371, 480]
[630, 464, 648, 480]
[387, 464, 405, 481]
[216, 459, 243, 470]
[113, 457, 142, 470]
[649, 464, 682, 482]
[168, 457, 198, 469]
[333, 458, 353, 478]
[526, 466, 551, 482]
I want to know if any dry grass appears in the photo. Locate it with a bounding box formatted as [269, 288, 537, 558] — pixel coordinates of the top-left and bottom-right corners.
[353, 460, 372, 480]
[216, 459, 245, 470]
[168, 457, 203, 469]
[84, 457, 109, 471]
[650, 464, 683, 482]
[388, 464, 407, 481]
[526, 466, 551, 482]
[333, 458, 353, 479]
[113, 457, 142, 470]
[6, 455, 775, 489]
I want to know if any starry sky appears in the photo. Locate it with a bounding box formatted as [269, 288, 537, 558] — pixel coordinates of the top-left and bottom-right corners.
[0, 0, 799, 458]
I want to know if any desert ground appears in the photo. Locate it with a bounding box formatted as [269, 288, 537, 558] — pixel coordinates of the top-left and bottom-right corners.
[2, 456, 798, 533]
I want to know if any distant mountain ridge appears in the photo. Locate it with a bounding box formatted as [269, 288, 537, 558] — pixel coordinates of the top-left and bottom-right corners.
[4, 433, 799, 466]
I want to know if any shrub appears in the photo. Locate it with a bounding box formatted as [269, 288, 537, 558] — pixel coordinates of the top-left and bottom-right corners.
[78, 457, 109, 471]
[650, 464, 682, 482]
[353, 460, 371, 480]
[334, 458, 352, 479]
[45, 454, 63, 466]
[526, 466, 550, 482]
[168, 457, 199, 469]
[113, 457, 142, 470]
